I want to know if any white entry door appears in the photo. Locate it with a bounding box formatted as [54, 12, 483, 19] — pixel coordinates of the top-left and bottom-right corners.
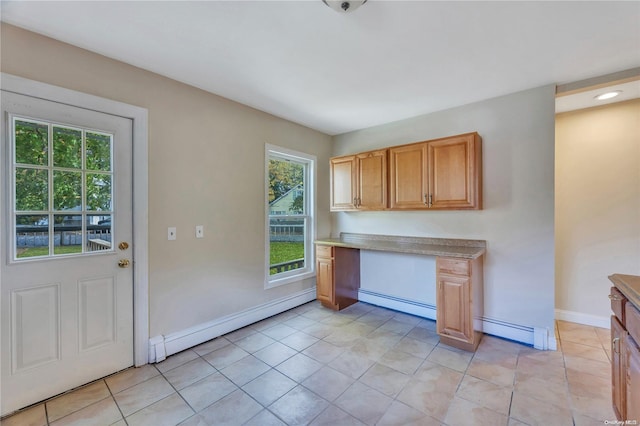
[1, 91, 134, 415]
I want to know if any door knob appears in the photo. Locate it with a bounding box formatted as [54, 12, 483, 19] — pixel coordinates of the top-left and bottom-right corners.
[118, 242, 129, 250]
[118, 259, 131, 268]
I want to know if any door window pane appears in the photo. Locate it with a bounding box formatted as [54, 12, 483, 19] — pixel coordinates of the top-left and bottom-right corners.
[54, 214, 82, 255]
[15, 120, 48, 166]
[53, 126, 82, 169]
[16, 215, 49, 258]
[86, 174, 112, 211]
[53, 171, 82, 211]
[87, 215, 112, 252]
[11, 115, 115, 260]
[86, 132, 112, 171]
[15, 168, 48, 211]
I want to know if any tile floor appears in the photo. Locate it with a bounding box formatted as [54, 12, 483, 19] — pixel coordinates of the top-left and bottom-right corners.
[1, 301, 615, 426]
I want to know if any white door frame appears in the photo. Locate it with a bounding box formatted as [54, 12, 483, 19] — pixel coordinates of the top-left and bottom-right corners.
[1, 73, 149, 367]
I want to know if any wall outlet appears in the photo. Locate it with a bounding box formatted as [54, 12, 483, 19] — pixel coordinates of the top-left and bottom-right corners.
[168, 227, 177, 241]
[195, 225, 204, 239]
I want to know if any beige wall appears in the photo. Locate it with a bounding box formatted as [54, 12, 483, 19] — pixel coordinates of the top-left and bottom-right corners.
[555, 99, 640, 323]
[1, 24, 333, 337]
[332, 85, 557, 332]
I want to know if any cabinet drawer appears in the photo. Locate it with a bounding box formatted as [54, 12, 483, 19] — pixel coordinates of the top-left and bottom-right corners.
[316, 245, 334, 259]
[437, 258, 470, 276]
[627, 302, 640, 345]
[610, 287, 627, 325]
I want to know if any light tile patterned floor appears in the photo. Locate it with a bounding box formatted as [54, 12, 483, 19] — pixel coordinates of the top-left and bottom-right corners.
[1, 301, 615, 426]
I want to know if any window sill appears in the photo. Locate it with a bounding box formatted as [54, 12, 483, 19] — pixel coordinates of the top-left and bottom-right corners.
[265, 270, 315, 289]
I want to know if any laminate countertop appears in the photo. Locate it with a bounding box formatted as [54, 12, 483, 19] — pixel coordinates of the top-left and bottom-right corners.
[315, 233, 486, 260]
[609, 274, 640, 311]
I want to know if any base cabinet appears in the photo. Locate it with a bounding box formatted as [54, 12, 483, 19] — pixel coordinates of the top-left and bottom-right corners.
[436, 256, 483, 351]
[316, 256, 334, 305]
[315, 245, 359, 310]
[609, 279, 640, 422]
[626, 335, 640, 422]
[612, 315, 628, 420]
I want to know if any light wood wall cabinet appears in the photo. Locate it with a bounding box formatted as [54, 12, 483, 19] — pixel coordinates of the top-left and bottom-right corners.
[330, 155, 356, 211]
[436, 256, 484, 351]
[315, 244, 360, 310]
[609, 278, 640, 422]
[390, 132, 482, 210]
[330, 150, 387, 211]
[329, 132, 481, 212]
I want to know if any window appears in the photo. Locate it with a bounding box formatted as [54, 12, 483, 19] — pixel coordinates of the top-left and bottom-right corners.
[265, 144, 315, 287]
[11, 116, 114, 260]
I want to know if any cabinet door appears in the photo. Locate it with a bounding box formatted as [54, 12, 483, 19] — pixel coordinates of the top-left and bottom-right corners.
[356, 150, 387, 210]
[389, 143, 428, 209]
[330, 155, 357, 211]
[436, 273, 472, 343]
[627, 335, 640, 421]
[316, 257, 334, 305]
[612, 315, 627, 420]
[427, 134, 481, 210]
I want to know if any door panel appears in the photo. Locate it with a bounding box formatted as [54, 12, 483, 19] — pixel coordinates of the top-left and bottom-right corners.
[389, 143, 428, 208]
[356, 150, 387, 210]
[436, 274, 471, 342]
[11, 284, 60, 372]
[330, 156, 356, 211]
[78, 276, 116, 351]
[1, 91, 134, 415]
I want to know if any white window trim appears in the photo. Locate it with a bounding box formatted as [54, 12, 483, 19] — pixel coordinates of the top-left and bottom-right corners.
[265, 143, 316, 289]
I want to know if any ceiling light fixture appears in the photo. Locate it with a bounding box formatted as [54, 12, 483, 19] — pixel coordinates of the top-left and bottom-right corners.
[594, 90, 622, 101]
[322, 0, 367, 13]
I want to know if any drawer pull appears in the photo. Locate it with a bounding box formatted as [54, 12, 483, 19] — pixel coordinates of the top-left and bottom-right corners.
[613, 337, 620, 354]
[609, 294, 622, 301]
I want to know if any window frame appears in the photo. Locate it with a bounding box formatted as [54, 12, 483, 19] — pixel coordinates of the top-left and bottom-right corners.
[9, 114, 116, 262]
[265, 143, 316, 289]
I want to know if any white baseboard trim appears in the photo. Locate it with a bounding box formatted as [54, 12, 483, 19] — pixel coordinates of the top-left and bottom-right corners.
[148, 288, 316, 362]
[555, 309, 610, 329]
[359, 289, 556, 349]
[358, 289, 436, 320]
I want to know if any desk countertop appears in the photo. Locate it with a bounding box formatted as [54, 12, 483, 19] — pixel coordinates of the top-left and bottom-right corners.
[315, 233, 486, 259]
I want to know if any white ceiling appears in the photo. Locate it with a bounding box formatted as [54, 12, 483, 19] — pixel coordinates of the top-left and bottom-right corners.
[1, 1, 639, 135]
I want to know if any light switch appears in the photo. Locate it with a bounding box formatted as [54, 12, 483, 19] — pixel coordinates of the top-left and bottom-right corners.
[168, 227, 177, 241]
[195, 225, 204, 239]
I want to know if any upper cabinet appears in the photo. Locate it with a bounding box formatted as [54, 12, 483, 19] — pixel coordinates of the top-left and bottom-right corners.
[330, 155, 357, 211]
[331, 132, 482, 212]
[331, 149, 387, 211]
[389, 142, 429, 209]
[427, 133, 482, 210]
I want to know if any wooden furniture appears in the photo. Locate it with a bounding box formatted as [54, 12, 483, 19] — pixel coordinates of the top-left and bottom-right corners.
[330, 149, 387, 211]
[330, 132, 481, 211]
[315, 233, 485, 351]
[390, 132, 481, 210]
[315, 244, 360, 310]
[436, 257, 484, 352]
[609, 274, 640, 422]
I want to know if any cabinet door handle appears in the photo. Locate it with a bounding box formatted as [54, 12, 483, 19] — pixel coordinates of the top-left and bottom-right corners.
[423, 194, 428, 206]
[613, 337, 620, 354]
[354, 197, 358, 207]
[609, 294, 622, 301]
[429, 194, 433, 208]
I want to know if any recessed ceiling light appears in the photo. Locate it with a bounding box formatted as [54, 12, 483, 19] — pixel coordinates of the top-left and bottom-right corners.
[594, 90, 622, 101]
